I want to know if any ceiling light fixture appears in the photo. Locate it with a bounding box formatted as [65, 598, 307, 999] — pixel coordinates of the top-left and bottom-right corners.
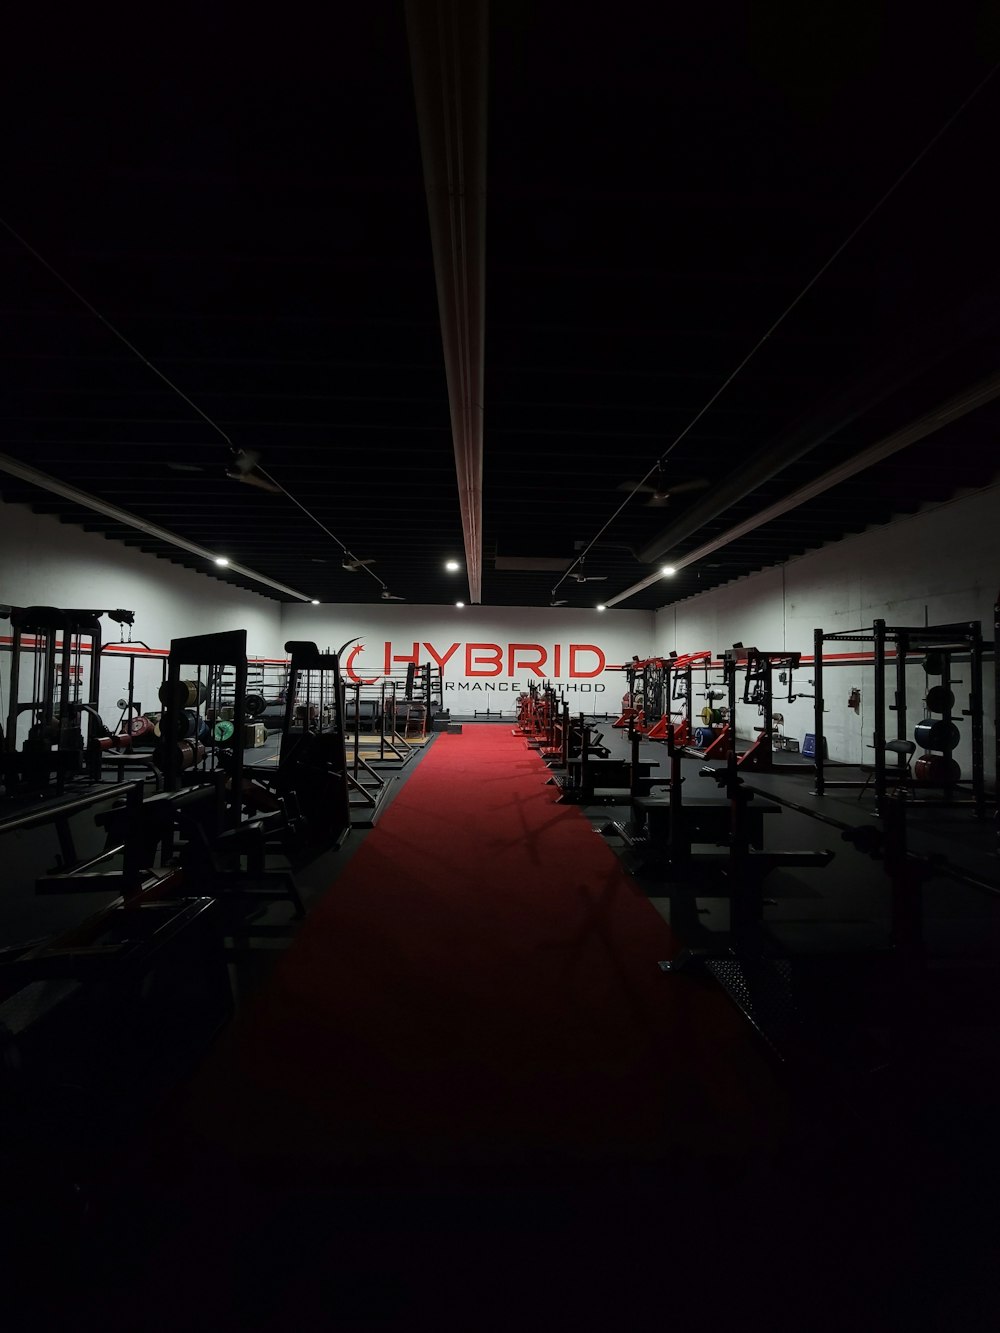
[661, 565, 676, 577]
[214, 556, 230, 567]
[455, 600, 465, 608]
[445, 559, 461, 571]
[310, 599, 320, 605]
[596, 604, 607, 612]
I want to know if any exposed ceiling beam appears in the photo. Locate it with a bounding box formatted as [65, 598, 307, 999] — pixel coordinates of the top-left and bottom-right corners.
[637, 284, 1000, 567]
[0, 454, 312, 602]
[406, 0, 488, 603]
[605, 370, 1000, 608]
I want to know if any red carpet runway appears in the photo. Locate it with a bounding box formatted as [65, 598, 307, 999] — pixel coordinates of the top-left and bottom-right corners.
[109, 726, 796, 1329]
[196, 724, 785, 1162]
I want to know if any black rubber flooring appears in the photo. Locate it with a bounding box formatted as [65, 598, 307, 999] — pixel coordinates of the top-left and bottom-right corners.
[3, 719, 1000, 1331]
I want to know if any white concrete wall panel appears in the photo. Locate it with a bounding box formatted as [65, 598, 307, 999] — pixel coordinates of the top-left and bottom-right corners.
[1, 502, 284, 733]
[3, 482, 996, 767]
[654, 488, 999, 777]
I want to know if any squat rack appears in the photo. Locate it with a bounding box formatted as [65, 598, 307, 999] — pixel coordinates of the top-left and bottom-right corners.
[813, 619, 990, 817]
[720, 646, 807, 772]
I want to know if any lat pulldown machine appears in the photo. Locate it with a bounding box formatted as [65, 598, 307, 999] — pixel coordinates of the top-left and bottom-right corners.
[1, 605, 135, 800]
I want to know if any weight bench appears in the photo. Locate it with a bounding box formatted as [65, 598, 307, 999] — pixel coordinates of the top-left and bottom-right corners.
[633, 794, 780, 850]
[558, 757, 659, 803]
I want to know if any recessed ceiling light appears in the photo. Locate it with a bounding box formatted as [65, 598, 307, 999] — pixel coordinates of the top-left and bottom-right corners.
[214, 556, 230, 567]
[661, 565, 676, 577]
[455, 601, 465, 608]
[310, 599, 320, 605]
[596, 604, 607, 612]
[445, 559, 461, 572]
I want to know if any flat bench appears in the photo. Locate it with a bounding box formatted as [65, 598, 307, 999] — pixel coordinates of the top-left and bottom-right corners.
[633, 795, 781, 850]
[558, 757, 660, 802]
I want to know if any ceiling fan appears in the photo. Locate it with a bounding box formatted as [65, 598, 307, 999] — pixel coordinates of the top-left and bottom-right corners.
[617, 464, 710, 508]
[167, 448, 282, 494]
[343, 556, 376, 571]
[569, 564, 607, 584]
[380, 590, 405, 601]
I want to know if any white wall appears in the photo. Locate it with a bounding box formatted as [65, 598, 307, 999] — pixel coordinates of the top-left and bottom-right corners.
[1, 500, 284, 735]
[281, 602, 655, 716]
[5, 477, 996, 762]
[2, 504, 656, 730]
[654, 485, 1000, 777]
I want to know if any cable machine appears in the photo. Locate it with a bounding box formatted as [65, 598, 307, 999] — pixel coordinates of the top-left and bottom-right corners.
[1, 605, 135, 800]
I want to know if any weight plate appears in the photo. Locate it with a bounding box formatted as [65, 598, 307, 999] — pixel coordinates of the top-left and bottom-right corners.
[158, 678, 207, 708]
[176, 740, 206, 770]
[915, 754, 961, 784]
[213, 720, 235, 743]
[244, 693, 267, 718]
[176, 708, 200, 739]
[914, 719, 960, 751]
[924, 685, 955, 714]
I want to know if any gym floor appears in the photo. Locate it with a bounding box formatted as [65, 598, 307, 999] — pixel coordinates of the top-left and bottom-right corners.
[4, 716, 997, 1072]
[3, 721, 1000, 1328]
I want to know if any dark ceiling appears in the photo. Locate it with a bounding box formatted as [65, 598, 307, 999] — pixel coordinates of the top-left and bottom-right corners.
[2, 5, 998, 611]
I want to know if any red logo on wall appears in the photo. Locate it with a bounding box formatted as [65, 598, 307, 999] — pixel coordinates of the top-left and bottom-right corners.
[343, 640, 607, 683]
